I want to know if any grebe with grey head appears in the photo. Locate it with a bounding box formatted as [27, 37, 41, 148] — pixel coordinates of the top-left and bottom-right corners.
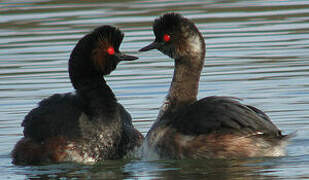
[139, 13, 291, 159]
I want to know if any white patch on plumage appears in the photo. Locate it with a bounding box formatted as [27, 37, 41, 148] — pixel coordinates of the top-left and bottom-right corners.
[177, 134, 194, 147]
[188, 34, 202, 54]
[244, 131, 287, 157]
[76, 111, 122, 162]
[156, 100, 170, 120]
[242, 131, 265, 138]
[64, 143, 96, 165]
[264, 140, 288, 157]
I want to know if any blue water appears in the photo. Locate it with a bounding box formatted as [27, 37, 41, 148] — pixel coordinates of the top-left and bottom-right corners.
[1, 0, 309, 179]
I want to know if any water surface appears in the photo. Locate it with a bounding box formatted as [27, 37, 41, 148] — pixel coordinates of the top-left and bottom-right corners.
[1, 0, 309, 179]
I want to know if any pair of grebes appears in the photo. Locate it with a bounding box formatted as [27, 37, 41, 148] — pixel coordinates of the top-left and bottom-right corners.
[12, 13, 291, 165]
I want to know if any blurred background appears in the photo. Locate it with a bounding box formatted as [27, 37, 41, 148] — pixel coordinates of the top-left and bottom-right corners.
[1, 0, 309, 179]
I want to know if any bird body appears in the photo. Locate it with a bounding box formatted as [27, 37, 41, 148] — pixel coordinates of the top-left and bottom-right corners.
[12, 26, 143, 165]
[140, 13, 290, 159]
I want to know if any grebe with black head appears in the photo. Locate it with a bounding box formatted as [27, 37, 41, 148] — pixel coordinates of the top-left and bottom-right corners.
[139, 13, 291, 159]
[12, 25, 144, 165]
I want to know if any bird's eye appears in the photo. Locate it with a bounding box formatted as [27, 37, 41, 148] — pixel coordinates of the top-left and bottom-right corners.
[107, 47, 115, 55]
[163, 34, 170, 42]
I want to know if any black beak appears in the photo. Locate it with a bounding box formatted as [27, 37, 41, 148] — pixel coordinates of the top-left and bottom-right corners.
[139, 41, 159, 52]
[116, 53, 138, 61]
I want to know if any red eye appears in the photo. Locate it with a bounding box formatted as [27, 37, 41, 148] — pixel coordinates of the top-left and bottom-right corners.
[107, 47, 115, 55]
[163, 34, 170, 42]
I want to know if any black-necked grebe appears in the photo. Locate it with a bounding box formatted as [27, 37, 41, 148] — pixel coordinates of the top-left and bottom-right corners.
[12, 25, 144, 165]
[139, 13, 291, 159]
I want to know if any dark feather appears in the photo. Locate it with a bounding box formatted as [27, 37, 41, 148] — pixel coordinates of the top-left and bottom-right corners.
[171, 96, 282, 136]
[22, 93, 85, 142]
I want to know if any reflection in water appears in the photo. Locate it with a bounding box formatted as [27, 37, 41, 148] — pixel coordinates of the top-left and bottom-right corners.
[1, 0, 309, 179]
[13, 158, 284, 179]
[123, 158, 283, 180]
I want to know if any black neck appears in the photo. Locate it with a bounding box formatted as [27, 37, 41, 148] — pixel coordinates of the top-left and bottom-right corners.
[77, 77, 117, 120]
[69, 62, 117, 120]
